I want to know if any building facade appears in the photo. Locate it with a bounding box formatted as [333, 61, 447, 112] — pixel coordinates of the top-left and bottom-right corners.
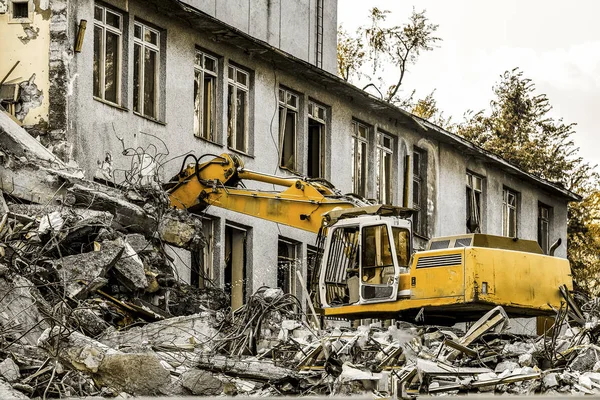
[0, 0, 578, 309]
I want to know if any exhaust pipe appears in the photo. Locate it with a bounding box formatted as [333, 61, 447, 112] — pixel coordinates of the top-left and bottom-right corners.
[549, 238, 562, 256]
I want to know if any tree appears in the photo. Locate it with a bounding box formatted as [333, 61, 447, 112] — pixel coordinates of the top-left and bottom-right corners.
[456, 68, 600, 296]
[337, 7, 441, 105]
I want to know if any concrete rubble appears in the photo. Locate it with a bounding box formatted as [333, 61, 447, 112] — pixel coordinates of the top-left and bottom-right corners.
[1, 113, 600, 397]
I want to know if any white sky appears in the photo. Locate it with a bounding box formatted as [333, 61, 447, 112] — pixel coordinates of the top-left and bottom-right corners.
[338, 0, 600, 171]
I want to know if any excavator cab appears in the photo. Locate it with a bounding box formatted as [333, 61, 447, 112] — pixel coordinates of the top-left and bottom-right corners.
[318, 215, 412, 308]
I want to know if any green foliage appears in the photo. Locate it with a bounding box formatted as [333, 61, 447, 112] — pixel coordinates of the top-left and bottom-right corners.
[456, 68, 600, 296]
[337, 25, 365, 82]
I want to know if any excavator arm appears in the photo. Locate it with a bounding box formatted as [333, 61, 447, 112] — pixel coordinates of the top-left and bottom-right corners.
[166, 153, 368, 233]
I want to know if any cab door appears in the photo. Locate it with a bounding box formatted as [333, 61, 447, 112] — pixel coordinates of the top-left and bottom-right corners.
[359, 223, 399, 303]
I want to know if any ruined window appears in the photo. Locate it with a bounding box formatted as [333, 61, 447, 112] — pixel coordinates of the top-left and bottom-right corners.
[225, 225, 247, 310]
[538, 204, 551, 254]
[308, 101, 327, 178]
[502, 188, 518, 237]
[133, 22, 160, 119]
[412, 147, 428, 236]
[93, 5, 122, 105]
[377, 132, 393, 204]
[351, 120, 370, 197]
[9, 0, 31, 22]
[278, 88, 299, 170]
[227, 65, 249, 153]
[194, 50, 218, 141]
[278, 238, 300, 296]
[315, 0, 324, 68]
[466, 172, 483, 233]
[191, 219, 215, 288]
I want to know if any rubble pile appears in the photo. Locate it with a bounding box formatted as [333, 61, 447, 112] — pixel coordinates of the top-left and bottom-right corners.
[1, 115, 600, 398]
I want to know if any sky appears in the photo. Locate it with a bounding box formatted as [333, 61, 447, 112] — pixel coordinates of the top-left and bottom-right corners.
[338, 0, 600, 171]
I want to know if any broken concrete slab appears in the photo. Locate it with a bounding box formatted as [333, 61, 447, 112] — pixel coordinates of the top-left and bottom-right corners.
[125, 233, 151, 253]
[0, 110, 65, 166]
[106, 238, 148, 291]
[0, 274, 50, 345]
[0, 379, 28, 400]
[38, 327, 170, 395]
[0, 359, 20, 382]
[157, 209, 204, 249]
[181, 369, 223, 395]
[195, 354, 300, 382]
[52, 243, 124, 298]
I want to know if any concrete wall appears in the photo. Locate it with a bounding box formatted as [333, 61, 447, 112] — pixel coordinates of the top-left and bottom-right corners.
[0, 0, 51, 128]
[6, 0, 570, 305]
[181, 0, 337, 74]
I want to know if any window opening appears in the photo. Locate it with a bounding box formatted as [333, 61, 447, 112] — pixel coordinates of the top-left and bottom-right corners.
[194, 51, 218, 141]
[502, 188, 518, 237]
[323, 226, 359, 305]
[191, 219, 214, 288]
[308, 101, 326, 178]
[361, 224, 395, 300]
[538, 204, 551, 254]
[93, 5, 122, 104]
[413, 148, 428, 236]
[277, 238, 299, 296]
[466, 172, 483, 233]
[351, 121, 369, 197]
[133, 21, 160, 118]
[377, 132, 393, 204]
[278, 88, 298, 170]
[225, 225, 247, 310]
[227, 65, 250, 152]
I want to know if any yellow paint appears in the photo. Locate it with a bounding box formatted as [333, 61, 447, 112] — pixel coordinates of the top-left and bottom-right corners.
[0, 1, 50, 126]
[324, 247, 572, 318]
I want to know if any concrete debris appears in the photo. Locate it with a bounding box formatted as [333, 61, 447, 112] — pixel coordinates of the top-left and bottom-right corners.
[2, 132, 600, 398]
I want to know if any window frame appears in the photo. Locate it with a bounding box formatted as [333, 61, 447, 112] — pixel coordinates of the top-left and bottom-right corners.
[278, 87, 299, 171]
[194, 50, 219, 142]
[466, 171, 483, 233]
[307, 100, 327, 178]
[376, 131, 393, 205]
[133, 21, 161, 119]
[93, 4, 123, 106]
[412, 147, 428, 237]
[227, 64, 250, 153]
[277, 237, 300, 297]
[502, 187, 519, 237]
[8, 0, 32, 23]
[538, 203, 551, 254]
[351, 120, 370, 197]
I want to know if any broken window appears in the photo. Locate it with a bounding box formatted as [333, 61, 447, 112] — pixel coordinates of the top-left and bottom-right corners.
[133, 21, 160, 119]
[227, 65, 250, 153]
[323, 225, 360, 305]
[360, 224, 395, 301]
[308, 101, 327, 178]
[376, 132, 393, 204]
[277, 238, 300, 296]
[502, 188, 518, 237]
[93, 5, 122, 105]
[538, 204, 551, 254]
[315, 0, 324, 68]
[225, 225, 247, 310]
[194, 50, 218, 141]
[351, 120, 370, 197]
[466, 172, 483, 233]
[191, 219, 214, 288]
[412, 147, 428, 236]
[278, 88, 299, 171]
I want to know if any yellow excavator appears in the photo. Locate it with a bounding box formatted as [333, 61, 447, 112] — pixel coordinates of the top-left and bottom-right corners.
[166, 153, 572, 322]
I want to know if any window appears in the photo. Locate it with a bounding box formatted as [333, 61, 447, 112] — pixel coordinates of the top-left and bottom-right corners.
[412, 148, 428, 236]
[278, 238, 299, 296]
[227, 65, 250, 153]
[315, 0, 324, 68]
[502, 188, 518, 237]
[93, 5, 122, 105]
[466, 172, 483, 233]
[360, 224, 395, 300]
[538, 204, 551, 254]
[133, 22, 160, 119]
[308, 101, 326, 178]
[194, 50, 218, 141]
[8, 0, 31, 22]
[351, 120, 370, 197]
[278, 88, 299, 170]
[191, 219, 214, 288]
[377, 132, 393, 204]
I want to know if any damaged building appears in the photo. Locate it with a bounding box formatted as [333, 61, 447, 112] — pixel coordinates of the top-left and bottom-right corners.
[0, 0, 579, 314]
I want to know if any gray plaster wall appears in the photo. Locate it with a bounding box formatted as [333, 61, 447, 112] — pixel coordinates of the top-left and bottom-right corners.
[181, 0, 338, 74]
[65, 0, 571, 304]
